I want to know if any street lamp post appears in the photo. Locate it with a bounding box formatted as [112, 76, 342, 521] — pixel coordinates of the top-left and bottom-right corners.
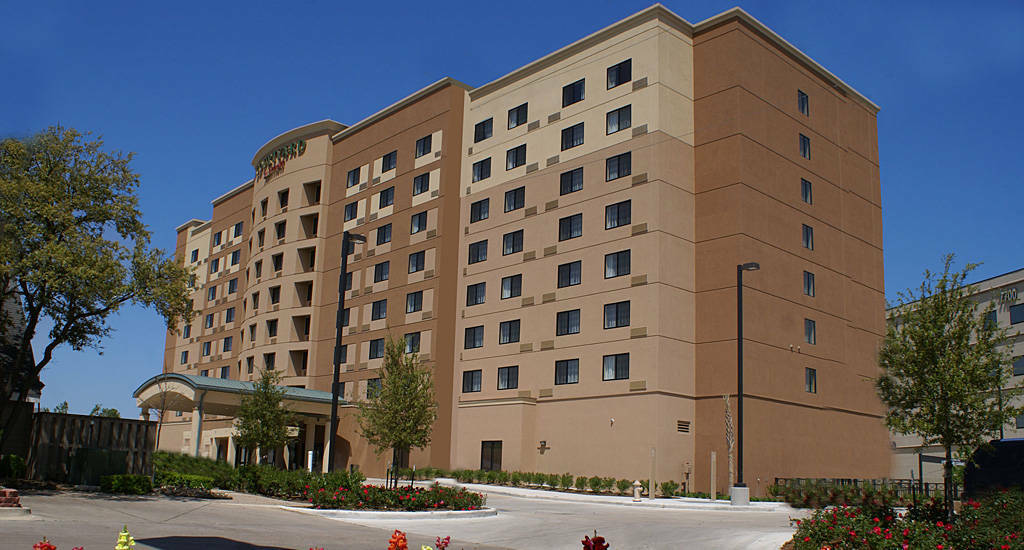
[328, 230, 365, 472]
[736, 261, 760, 491]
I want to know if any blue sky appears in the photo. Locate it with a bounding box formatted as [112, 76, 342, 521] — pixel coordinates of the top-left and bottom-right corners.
[3, 0, 1023, 416]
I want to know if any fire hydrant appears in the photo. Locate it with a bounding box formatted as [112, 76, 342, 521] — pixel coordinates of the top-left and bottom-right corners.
[632, 480, 643, 502]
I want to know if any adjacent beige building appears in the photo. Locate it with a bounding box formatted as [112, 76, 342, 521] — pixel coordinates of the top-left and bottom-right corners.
[139, 4, 891, 494]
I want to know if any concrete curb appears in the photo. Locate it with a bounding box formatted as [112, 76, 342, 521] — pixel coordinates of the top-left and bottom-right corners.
[0, 507, 34, 520]
[280, 505, 498, 520]
[435, 479, 795, 513]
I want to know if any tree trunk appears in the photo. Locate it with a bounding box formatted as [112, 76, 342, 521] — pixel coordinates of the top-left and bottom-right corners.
[944, 444, 954, 523]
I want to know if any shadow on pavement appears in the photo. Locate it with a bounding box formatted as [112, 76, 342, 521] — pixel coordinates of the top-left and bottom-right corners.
[138, 536, 293, 549]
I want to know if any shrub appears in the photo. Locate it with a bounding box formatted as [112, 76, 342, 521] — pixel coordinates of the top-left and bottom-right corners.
[616, 479, 633, 494]
[509, 471, 522, 487]
[559, 473, 574, 490]
[153, 451, 236, 489]
[587, 476, 602, 492]
[154, 471, 214, 490]
[308, 482, 485, 511]
[660, 480, 679, 497]
[574, 476, 588, 491]
[0, 454, 27, 479]
[100, 474, 152, 495]
[547, 473, 561, 489]
[601, 477, 616, 493]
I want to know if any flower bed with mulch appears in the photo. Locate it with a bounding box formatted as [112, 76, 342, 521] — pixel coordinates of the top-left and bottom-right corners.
[306, 482, 484, 511]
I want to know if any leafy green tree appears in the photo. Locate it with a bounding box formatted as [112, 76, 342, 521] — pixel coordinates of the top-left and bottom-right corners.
[877, 254, 1022, 521]
[356, 336, 438, 463]
[41, 400, 69, 414]
[0, 126, 192, 445]
[89, 404, 120, 418]
[233, 369, 295, 464]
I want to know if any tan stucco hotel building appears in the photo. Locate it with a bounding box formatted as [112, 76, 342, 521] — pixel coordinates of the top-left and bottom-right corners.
[138, 5, 889, 495]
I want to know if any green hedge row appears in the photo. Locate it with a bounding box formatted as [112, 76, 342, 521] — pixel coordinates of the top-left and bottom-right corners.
[154, 471, 214, 490]
[100, 474, 152, 495]
[308, 483, 484, 511]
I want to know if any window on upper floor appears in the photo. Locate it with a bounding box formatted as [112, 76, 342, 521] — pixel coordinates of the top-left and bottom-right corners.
[264, 352, 276, 370]
[805, 367, 817, 393]
[182, 324, 191, 338]
[404, 332, 420, 353]
[802, 224, 814, 250]
[798, 90, 810, 116]
[278, 189, 289, 209]
[410, 211, 428, 234]
[468, 240, 487, 264]
[369, 338, 385, 359]
[607, 59, 632, 89]
[604, 301, 630, 329]
[233, 221, 243, 238]
[605, 200, 631, 229]
[371, 299, 387, 320]
[377, 223, 392, 245]
[256, 229, 265, 247]
[344, 202, 358, 221]
[1011, 304, 1024, 325]
[271, 253, 283, 272]
[497, 365, 519, 390]
[506, 144, 526, 170]
[406, 291, 423, 313]
[464, 326, 484, 349]
[269, 285, 280, 304]
[804, 271, 816, 297]
[415, 135, 432, 158]
[228, 278, 238, 294]
[558, 213, 582, 241]
[472, 158, 491, 182]
[462, 370, 482, 393]
[413, 173, 430, 195]
[605, 250, 631, 278]
[556, 309, 581, 336]
[555, 359, 579, 385]
[225, 307, 235, 323]
[805, 318, 817, 345]
[260, 199, 268, 217]
[201, 341, 211, 356]
[499, 320, 520, 344]
[382, 151, 397, 172]
[606, 152, 631, 181]
[503, 229, 523, 255]
[606, 105, 631, 134]
[347, 167, 360, 188]
[504, 187, 525, 212]
[557, 260, 582, 288]
[470, 198, 489, 223]
[190, 249, 199, 263]
[408, 250, 425, 273]
[210, 258, 219, 273]
[799, 134, 811, 159]
[603, 353, 629, 381]
[229, 250, 240, 266]
[501, 274, 522, 299]
[561, 123, 584, 151]
[558, 168, 584, 196]
[213, 231, 222, 247]
[466, 282, 486, 306]
[1012, 356, 1024, 376]
[180, 350, 188, 364]
[275, 221, 286, 240]
[474, 118, 493, 143]
[223, 336, 233, 353]
[207, 286, 217, 301]
[508, 103, 528, 129]
[562, 78, 585, 107]
[801, 178, 813, 204]
[251, 292, 260, 310]
[379, 186, 394, 208]
[370, 261, 388, 283]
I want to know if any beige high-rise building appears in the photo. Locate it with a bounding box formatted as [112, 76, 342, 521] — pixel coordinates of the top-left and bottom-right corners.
[137, 5, 889, 494]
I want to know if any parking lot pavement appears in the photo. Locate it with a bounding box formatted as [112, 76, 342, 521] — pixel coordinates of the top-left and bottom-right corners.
[4, 489, 799, 550]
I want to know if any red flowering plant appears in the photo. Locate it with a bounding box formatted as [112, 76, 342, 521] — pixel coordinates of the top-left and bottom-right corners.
[582, 530, 610, 550]
[307, 482, 484, 511]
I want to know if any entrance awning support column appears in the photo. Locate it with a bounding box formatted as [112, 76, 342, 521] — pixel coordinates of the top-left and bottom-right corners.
[191, 391, 206, 457]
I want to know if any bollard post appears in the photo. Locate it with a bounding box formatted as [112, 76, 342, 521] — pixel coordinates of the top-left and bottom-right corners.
[649, 447, 656, 501]
[307, 450, 314, 473]
[711, 450, 717, 501]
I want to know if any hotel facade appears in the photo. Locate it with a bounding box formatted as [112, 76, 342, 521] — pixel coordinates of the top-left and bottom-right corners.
[137, 5, 890, 495]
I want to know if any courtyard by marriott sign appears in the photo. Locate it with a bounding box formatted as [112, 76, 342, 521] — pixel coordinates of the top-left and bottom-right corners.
[255, 139, 306, 180]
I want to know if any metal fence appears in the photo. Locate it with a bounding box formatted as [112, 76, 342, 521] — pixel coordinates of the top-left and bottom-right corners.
[26, 412, 157, 484]
[774, 477, 963, 501]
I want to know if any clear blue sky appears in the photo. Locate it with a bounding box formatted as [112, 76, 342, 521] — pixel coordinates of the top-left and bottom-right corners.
[3, 1, 1023, 416]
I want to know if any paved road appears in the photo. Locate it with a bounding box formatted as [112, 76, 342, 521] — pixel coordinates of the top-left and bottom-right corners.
[4, 489, 799, 549]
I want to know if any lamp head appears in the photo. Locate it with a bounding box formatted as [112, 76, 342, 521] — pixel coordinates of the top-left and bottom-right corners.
[739, 262, 760, 271]
[347, 232, 367, 243]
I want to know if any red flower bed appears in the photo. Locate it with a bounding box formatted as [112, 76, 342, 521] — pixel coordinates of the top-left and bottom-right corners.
[306, 482, 484, 511]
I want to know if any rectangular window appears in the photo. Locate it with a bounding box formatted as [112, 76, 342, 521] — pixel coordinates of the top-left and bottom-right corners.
[410, 211, 427, 234]
[246, 356, 254, 373]
[603, 353, 629, 380]
[984, 310, 997, 329]
[260, 199, 268, 217]
[474, 118, 493, 143]
[404, 332, 421, 353]
[1017, 414, 1024, 430]
[347, 167, 360, 188]
[555, 359, 579, 385]
[606, 105, 631, 134]
[269, 286, 280, 304]
[503, 230, 524, 255]
[805, 367, 817, 393]
[556, 309, 581, 336]
[190, 249, 199, 263]
[497, 366, 519, 390]
[233, 221, 244, 238]
[218, 366, 228, 379]
[266, 319, 278, 337]
[406, 291, 423, 313]
[605, 200, 631, 229]
[230, 250, 240, 266]
[344, 271, 353, 291]
[606, 152, 631, 180]
[799, 134, 811, 159]
[254, 260, 263, 278]
[415, 135, 432, 158]
[205, 313, 214, 329]
[462, 370, 482, 393]
[223, 336, 233, 352]
[798, 90, 809, 116]
[180, 350, 188, 364]
[200, 369, 208, 377]
[371, 299, 387, 320]
[413, 173, 430, 195]
[501, 274, 522, 299]
[367, 378, 382, 398]
[562, 78, 585, 107]
[208, 286, 217, 301]
[210, 258, 219, 273]
[805, 318, 817, 345]
[506, 144, 527, 170]
[508, 103, 528, 129]
[499, 320, 521, 344]
[803, 271, 816, 297]
[202, 341, 211, 356]
[373, 261, 390, 283]
[264, 353, 276, 370]
[275, 221, 286, 240]
[251, 292, 259, 310]
[378, 186, 394, 208]
[472, 158, 491, 182]
[257, 229, 265, 247]
[802, 224, 814, 250]
[468, 240, 488, 264]
[466, 282, 486, 306]
[342, 307, 349, 327]
[1013, 356, 1024, 376]
[377, 223, 392, 245]
[470, 198, 489, 223]
[369, 338, 385, 359]
[603, 301, 630, 329]
[228, 278, 238, 294]
[382, 150, 397, 171]
[1010, 304, 1024, 325]
[225, 307, 235, 323]
[560, 167, 583, 195]
[561, 122, 585, 151]
[464, 326, 484, 349]
[278, 189, 289, 208]
[607, 59, 631, 89]
[408, 251, 425, 273]
[344, 202, 358, 221]
[504, 187, 525, 212]
[558, 213, 582, 241]
[183, 325, 191, 338]
[557, 260, 582, 288]
[213, 231, 222, 246]
[801, 178, 813, 204]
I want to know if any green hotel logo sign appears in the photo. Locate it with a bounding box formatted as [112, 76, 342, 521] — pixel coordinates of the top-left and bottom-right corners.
[255, 139, 306, 179]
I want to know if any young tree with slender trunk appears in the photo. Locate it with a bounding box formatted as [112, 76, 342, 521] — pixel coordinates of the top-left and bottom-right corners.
[877, 254, 1022, 522]
[0, 126, 192, 448]
[233, 369, 295, 465]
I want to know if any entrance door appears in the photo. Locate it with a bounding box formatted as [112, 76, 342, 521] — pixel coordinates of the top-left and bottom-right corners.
[480, 441, 502, 471]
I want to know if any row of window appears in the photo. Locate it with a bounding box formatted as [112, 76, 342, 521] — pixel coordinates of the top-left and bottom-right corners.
[472, 134, 632, 184]
[189, 222, 246, 264]
[462, 352, 631, 393]
[345, 135, 435, 188]
[472, 59, 632, 145]
[464, 300, 630, 349]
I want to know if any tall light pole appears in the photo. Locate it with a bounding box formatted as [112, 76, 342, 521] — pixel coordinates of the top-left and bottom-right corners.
[736, 261, 760, 489]
[328, 230, 365, 472]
